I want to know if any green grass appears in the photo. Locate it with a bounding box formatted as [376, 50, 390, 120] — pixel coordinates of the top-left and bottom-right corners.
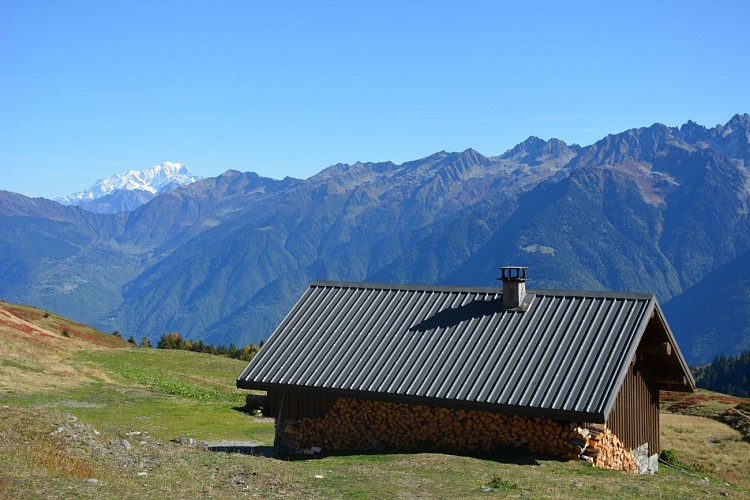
[44, 348, 275, 444]
[0, 359, 44, 373]
[3, 346, 274, 444]
[37, 382, 274, 443]
[76, 349, 245, 402]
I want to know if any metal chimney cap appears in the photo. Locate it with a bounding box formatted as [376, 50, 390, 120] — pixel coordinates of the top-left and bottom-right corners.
[499, 266, 528, 282]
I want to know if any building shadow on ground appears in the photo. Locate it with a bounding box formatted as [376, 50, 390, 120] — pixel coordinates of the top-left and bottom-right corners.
[206, 443, 275, 458]
[280, 446, 559, 466]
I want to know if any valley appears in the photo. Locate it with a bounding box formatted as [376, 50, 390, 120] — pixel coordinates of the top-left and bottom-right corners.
[2, 115, 750, 364]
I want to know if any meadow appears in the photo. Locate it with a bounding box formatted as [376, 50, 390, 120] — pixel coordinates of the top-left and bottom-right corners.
[1, 301, 748, 498]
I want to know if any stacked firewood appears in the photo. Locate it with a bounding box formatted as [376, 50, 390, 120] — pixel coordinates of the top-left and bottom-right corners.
[582, 424, 639, 473]
[283, 397, 638, 472]
[288, 398, 554, 453]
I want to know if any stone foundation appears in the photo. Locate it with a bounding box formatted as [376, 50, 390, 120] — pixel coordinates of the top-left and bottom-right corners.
[631, 442, 658, 474]
[280, 397, 639, 473]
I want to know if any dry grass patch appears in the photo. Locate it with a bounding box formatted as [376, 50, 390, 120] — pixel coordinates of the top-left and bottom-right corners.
[661, 413, 750, 489]
[29, 435, 97, 479]
[0, 406, 103, 499]
[0, 303, 125, 395]
[0, 302, 127, 349]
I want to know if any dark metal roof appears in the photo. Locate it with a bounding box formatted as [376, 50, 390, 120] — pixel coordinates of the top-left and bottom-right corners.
[237, 280, 693, 422]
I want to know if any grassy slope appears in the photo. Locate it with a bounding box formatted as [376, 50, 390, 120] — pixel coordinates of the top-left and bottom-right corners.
[660, 389, 750, 489]
[0, 301, 128, 395]
[1, 302, 748, 498]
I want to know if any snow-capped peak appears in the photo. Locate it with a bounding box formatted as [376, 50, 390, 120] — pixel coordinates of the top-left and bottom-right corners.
[58, 162, 202, 204]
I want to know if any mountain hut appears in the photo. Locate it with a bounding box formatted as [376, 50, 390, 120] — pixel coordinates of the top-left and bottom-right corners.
[236, 266, 694, 473]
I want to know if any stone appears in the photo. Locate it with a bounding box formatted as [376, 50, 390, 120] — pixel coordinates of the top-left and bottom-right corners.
[172, 437, 195, 446]
[112, 439, 131, 450]
[137, 472, 148, 477]
[631, 443, 658, 474]
[85, 478, 98, 484]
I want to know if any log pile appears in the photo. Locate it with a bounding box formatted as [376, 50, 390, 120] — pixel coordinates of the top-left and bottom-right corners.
[282, 397, 638, 472]
[581, 424, 639, 473]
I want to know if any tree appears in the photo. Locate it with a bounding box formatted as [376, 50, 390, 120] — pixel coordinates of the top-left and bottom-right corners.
[240, 344, 259, 361]
[127, 336, 137, 345]
[693, 348, 750, 397]
[140, 336, 152, 348]
[157, 332, 184, 350]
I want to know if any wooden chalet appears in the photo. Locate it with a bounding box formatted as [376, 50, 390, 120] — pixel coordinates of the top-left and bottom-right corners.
[237, 267, 695, 472]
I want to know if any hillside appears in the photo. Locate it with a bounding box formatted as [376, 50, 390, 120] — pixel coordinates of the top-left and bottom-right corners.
[1, 306, 749, 497]
[2, 115, 750, 363]
[0, 301, 129, 395]
[664, 252, 750, 364]
[692, 349, 750, 397]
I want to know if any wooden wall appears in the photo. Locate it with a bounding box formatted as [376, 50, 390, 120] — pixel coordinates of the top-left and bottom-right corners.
[265, 390, 338, 419]
[607, 353, 660, 453]
[265, 353, 661, 457]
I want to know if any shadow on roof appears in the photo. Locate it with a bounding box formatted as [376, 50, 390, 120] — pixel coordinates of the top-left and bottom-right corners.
[409, 298, 502, 332]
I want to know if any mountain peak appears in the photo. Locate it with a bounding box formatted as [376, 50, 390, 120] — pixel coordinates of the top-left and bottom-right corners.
[58, 162, 203, 206]
[679, 119, 706, 135]
[500, 136, 573, 163]
[725, 113, 750, 131]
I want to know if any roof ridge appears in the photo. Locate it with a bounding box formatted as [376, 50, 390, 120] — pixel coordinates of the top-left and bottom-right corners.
[310, 280, 655, 299]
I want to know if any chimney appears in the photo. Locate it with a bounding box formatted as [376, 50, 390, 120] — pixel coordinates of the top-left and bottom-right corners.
[499, 266, 527, 309]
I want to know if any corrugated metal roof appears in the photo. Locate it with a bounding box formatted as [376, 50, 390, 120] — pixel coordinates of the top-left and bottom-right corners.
[237, 280, 675, 422]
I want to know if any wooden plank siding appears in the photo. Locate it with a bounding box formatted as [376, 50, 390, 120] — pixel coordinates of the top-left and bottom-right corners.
[607, 353, 660, 453]
[266, 353, 661, 455]
[266, 390, 338, 419]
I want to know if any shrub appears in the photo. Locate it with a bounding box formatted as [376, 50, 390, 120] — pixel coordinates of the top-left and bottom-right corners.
[659, 449, 678, 466]
[486, 477, 518, 491]
[659, 449, 705, 473]
[61, 329, 70, 338]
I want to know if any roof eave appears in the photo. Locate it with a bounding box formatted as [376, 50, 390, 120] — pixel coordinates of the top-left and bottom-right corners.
[651, 302, 696, 391]
[600, 298, 696, 420]
[236, 381, 606, 424]
[600, 295, 659, 419]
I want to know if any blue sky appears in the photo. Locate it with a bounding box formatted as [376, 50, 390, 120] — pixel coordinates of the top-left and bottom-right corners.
[2, 1, 748, 199]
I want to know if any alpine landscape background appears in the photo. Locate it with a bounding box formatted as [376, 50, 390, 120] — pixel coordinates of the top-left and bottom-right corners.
[2, 114, 750, 365]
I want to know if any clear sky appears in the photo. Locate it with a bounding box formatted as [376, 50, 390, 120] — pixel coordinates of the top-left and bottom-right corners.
[2, 1, 748, 199]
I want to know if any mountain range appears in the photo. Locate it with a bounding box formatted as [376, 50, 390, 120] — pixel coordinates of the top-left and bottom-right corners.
[57, 162, 202, 213]
[2, 114, 750, 364]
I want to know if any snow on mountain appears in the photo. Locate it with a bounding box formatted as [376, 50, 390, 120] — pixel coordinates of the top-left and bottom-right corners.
[58, 162, 202, 205]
